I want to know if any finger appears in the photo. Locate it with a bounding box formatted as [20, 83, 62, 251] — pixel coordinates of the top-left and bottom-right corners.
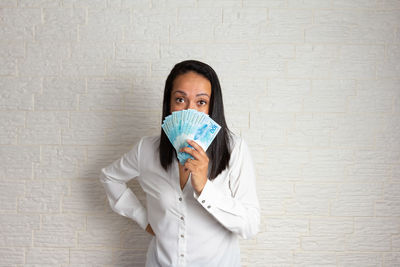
[186, 139, 205, 153]
[180, 139, 209, 165]
[184, 159, 194, 171]
[185, 140, 209, 160]
[185, 158, 195, 166]
[180, 146, 202, 160]
[185, 158, 201, 168]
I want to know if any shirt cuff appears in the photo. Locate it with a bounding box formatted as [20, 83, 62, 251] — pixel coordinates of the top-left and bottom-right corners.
[114, 188, 148, 230]
[193, 179, 218, 212]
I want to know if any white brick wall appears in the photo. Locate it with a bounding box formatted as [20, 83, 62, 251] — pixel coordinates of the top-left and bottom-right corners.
[0, 0, 399, 266]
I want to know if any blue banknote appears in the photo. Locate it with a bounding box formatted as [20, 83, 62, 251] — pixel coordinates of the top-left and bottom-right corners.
[161, 109, 221, 165]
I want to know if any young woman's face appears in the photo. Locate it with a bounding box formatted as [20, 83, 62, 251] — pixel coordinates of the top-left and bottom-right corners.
[170, 71, 212, 114]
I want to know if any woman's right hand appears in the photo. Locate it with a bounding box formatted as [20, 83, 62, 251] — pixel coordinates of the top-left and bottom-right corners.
[146, 224, 155, 236]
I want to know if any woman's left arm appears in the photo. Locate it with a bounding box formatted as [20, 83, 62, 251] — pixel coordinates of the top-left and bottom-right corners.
[183, 137, 260, 239]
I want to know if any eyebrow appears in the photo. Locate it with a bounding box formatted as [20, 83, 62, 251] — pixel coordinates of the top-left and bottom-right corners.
[172, 90, 210, 98]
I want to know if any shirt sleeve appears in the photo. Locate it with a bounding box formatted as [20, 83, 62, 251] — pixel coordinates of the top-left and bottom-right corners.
[99, 137, 148, 230]
[193, 137, 260, 239]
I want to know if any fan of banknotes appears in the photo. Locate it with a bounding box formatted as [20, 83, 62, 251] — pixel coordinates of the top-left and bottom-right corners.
[161, 109, 221, 165]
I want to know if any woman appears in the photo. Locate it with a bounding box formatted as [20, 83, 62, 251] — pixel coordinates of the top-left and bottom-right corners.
[100, 60, 260, 267]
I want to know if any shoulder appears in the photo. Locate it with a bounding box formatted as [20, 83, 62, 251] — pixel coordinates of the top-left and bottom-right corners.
[226, 133, 255, 180]
[136, 134, 160, 153]
[126, 135, 160, 170]
[227, 133, 252, 168]
[140, 134, 160, 146]
[228, 132, 246, 154]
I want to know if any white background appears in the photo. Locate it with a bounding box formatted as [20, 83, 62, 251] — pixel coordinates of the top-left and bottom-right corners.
[0, 0, 399, 266]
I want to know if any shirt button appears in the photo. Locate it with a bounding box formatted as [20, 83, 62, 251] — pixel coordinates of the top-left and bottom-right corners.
[201, 200, 205, 203]
[179, 197, 182, 201]
[207, 205, 211, 209]
[180, 216, 184, 221]
[181, 234, 184, 238]
[181, 254, 184, 257]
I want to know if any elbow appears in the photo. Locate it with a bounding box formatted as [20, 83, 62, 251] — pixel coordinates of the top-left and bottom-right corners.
[240, 209, 260, 239]
[242, 220, 260, 240]
[99, 168, 109, 184]
[99, 167, 129, 205]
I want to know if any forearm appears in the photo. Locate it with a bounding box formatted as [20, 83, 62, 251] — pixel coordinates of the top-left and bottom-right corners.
[193, 179, 260, 239]
[100, 173, 148, 230]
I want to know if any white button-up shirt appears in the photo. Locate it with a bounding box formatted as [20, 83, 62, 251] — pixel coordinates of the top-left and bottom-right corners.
[99, 134, 260, 267]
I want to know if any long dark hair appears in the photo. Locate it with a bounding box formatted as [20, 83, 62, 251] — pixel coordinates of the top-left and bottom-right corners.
[159, 60, 232, 180]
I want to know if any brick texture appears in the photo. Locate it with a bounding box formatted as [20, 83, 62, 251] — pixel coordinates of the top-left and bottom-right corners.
[0, 1, 399, 266]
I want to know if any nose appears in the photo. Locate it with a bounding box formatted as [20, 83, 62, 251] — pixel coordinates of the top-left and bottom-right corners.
[187, 101, 196, 110]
